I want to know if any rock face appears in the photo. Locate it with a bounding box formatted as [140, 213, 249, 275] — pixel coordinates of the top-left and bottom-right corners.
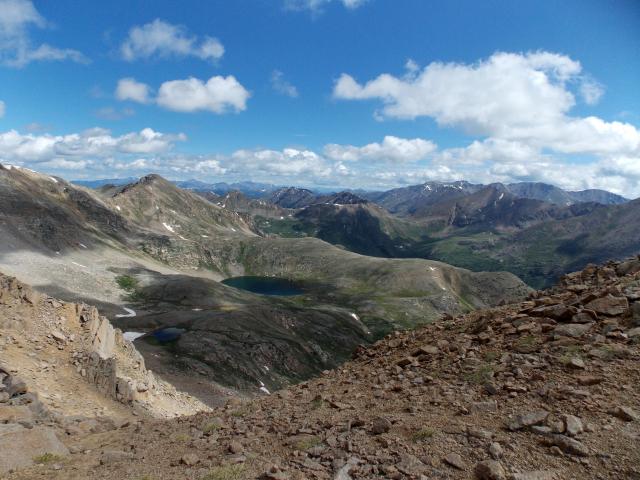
[0, 272, 207, 421]
[4, 257, 640, 480]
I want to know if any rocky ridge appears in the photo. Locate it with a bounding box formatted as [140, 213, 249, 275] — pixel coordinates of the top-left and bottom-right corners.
[0, 273, 207, 474]
[7, 256, 640, 479]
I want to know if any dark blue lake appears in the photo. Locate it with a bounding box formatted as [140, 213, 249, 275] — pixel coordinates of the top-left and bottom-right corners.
[151, 327, 185, 343]
[221, 276, 304, 296]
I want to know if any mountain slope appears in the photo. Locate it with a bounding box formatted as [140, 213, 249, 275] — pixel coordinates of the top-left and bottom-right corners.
[9, 257, 640, 480]
[410, 184, 600, 229]
[363, 181, 484, 215]
[364, 180, 628, 216]
[255, 180, 636, 289]
[102, 174, 256, 237]
[199, 190, 290, 219]
[267, 186, 317, 208]
[420, 198, 640, 288]
[0, 164, 135, 253]
[291, 202, 422, 257]
[507, 182, 628, 205]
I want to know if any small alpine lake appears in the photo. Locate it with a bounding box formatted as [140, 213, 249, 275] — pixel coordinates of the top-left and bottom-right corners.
[221, 276, 305, 296]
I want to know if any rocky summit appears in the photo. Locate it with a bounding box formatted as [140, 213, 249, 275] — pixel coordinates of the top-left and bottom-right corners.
[4, 257, 639, 479]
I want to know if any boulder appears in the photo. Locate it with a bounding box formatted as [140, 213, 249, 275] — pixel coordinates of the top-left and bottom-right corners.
[571, 311, 597, 324]
[0, 425, 68, 473]
[0, 405, 34, 424]
[50, 330, 66, 343]
[562, 415, 583, 436]
[475, 460, 506, 480]
[443, 452, 466, 470]
[585, 296, 629, 316]
[396, 454, 427, 476]
[544, 435, 589, 456]
[489, 442, 504, 459]
[610, 406, 638, 422]
[507, 410, 549, 431]
[5, 377, 27, 397]
[615, 259, 640, 276]
[530, 305, 576, 322]
[371, 417, 391, 434]
[553, 323, 593, 338]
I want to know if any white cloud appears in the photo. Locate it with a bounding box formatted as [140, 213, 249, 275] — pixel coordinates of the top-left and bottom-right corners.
[40, 158, 89, 170]
[332, 52, 640, 156]
[121, 19, 224, 62]
[434, 138, 542, 166]
[285, 0, 368, 12]
[324, 136, 436, 163]
[0, 0, 88, 67]
[114, 75, 251, 114]
[271, 70, 299, 98]
[0, 127, 184, 163]
[157, 75, 250, 113]
[230, 148, 332, 178]
[334, 52, 582, 128]
[0, 100, 5, 117]
[3, 130, 640, 197]
[116, 78, 151, 103]
[580, 78, 604, 105]
[102, 155, 227, 176]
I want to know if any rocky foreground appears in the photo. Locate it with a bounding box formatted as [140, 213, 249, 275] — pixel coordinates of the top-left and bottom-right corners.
[4, 258, 640, 479]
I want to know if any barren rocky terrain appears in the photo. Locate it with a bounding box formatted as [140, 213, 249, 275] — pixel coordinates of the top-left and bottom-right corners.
[3, 257, 639, 479]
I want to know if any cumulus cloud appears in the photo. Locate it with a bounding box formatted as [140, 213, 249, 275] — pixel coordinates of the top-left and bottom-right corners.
[116, 78, 151, 103]
[114, 75, 251, 114]
[230, 148, 332, 178]
[434, 138, 542, 166]
[0, 127, 185, 163]
[103, 155, 227, 176]
[334, 52, 581, 127]
[332, 52, 640, 154]
[120, 19, 224, 62]
[324, 136, 436, 163]
[0, 0, 88, 67]
[271, 70, 299, 98]
[156, 75, 250, 113]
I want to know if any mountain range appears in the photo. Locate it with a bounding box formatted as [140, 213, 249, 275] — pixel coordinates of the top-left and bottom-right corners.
[250, 181, 637, 288]
[1, 164, 527, 402]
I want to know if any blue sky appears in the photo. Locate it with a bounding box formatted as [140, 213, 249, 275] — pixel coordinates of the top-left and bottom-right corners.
[0, 0, 639, 196]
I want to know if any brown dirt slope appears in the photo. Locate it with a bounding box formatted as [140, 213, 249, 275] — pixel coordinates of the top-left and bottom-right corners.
[6, 257, 640, 480]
